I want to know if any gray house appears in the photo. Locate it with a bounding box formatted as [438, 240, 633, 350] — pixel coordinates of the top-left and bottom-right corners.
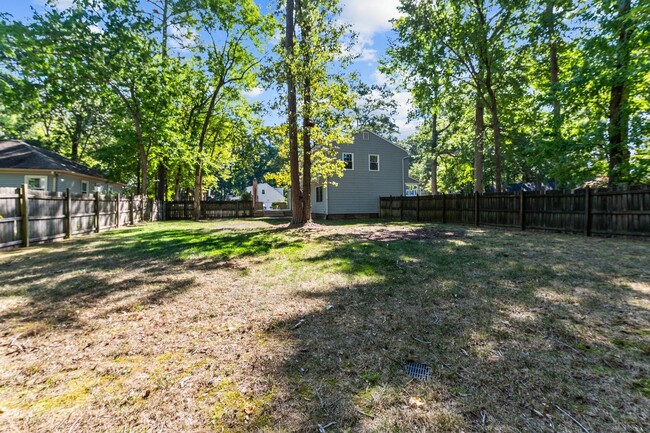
[311, 131, 419, 218]
[0, 140, 124, 193]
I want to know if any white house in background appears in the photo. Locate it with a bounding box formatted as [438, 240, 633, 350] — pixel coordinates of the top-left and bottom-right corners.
[246, 182, 285, 210]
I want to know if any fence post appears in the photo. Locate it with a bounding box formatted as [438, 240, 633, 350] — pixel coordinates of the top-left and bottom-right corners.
[183, 199, 188, 219]
[520, 191, 525, 231]
[65, 188, 72, 239]
[116, 193, 120, 228]
[442, 193, 447, 224]
[20, 184, 29, 247]
[474, 191, 480, 227]
[94, 191, 100, 233]
[400, 195, 404, 220]
[236, 200, 240, 218]
[416, 195, 420, 221]
[584, 187, 591, 236]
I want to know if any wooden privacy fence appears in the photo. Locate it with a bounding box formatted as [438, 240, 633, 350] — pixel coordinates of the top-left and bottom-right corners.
[166, 200, 253, 220]
[0, 185, 155, 249]
[380, 188, 650, 237]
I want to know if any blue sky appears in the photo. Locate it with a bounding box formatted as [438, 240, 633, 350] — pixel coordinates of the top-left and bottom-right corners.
[1, 0, 416, 137]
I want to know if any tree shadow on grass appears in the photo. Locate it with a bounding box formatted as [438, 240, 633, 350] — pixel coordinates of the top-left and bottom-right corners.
[258, 231, 650, 432]
[0, 223, 301, 331]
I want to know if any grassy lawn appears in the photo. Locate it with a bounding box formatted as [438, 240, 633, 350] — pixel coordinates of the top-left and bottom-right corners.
[0, 219, 648, 432]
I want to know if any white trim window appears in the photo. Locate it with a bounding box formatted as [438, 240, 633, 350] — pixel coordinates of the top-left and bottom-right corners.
[362, 131, 369, 140]
[342, 152, 354, 170]
[405, 184, 419, 197]
[369, 154, 380, 171]
[316, 186, 323, 202]
[25, 175, 47, 190]
[81, 181, 89, 194]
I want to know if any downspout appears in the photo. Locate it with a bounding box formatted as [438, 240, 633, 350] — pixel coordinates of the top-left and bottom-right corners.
[325, 178, 329, 217]
[402, 156, 409, 195]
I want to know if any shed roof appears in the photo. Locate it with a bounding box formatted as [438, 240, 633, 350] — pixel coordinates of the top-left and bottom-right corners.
[0, 140, 108, 180]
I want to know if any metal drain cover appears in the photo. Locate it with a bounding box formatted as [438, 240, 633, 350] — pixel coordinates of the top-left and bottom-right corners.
[404, 362, 432, 380]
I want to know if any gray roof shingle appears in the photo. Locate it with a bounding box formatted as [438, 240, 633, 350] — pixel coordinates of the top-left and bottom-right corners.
[0, 140, 107, 180]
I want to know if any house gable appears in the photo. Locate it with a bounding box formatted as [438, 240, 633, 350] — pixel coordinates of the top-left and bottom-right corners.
[319, 130, 413, 215]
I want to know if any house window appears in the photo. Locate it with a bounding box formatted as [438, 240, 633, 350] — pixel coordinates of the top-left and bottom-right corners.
[405, 185, 418, 197]
[362, 132, 369, 140]
[342, 153, 354, 170]
[81, 181, 89, 194]
[316, 187, 323, 202]
[369, 154, 380, 171]
[25, 175, 47, 190]
[262, 189, 265, 194]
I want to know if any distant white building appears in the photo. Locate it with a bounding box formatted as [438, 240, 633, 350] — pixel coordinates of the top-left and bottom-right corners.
[246, 182, 285, 210]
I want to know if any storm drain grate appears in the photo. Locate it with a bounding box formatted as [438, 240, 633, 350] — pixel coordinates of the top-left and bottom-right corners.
[404, 363, 432, 380]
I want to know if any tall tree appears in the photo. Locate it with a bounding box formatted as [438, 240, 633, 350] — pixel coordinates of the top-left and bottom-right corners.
[607, 0, 634, 185]
[189, 0, 271, 219]
[277, 0, 355, 224]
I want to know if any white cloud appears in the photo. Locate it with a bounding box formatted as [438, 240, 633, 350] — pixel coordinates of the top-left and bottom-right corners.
[168, 24, 196, 52]
[88, 24, 103, 34]
[372, 69, 389, 87]
[357, 48, 377, 62]
[243, 87, 265, 98]
[340, 0, 402, 62]
[340, 0, 401, 41]
[32, 0, 74, 10]
[341, 43, 378, 62]
[393, 91, 419, 138]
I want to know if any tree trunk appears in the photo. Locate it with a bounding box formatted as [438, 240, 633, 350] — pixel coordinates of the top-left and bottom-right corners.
[161, 0, 169, 58]
[193, 164, 202, 219]
[299, 2, 312, 222]
[70, 114, 82, 161]
[156, 0, 169, 204]
[139, 146, 148, 198]
[546, 0, 562, 144]
[487, 89, 503, 192]
[474, 93, 485, 193]
[174, 166, 181, 200]
[134, 113, 148, 197]
[431, 113, 438, 195]
[485, 70, 503, 192]
[157, 159, 167, 202]
[608, 0, 633, 186]
[193, 87, 220, 220]
[302, 84, 312, 221]
[286, 0, 304, 225]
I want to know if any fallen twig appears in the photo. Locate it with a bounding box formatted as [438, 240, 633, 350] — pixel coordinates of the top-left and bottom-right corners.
[317, 421, 336, 432]
[552, 338, 581, 354]
[292, 319, 305, 329]
[556, 405, 592, 433]
[411, 336, 431, 345]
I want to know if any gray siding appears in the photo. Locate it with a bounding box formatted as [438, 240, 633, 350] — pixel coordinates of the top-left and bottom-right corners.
[0, 173, 51, 191]
[0, 171, 123, 194]
[321, 131, 410, 215]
